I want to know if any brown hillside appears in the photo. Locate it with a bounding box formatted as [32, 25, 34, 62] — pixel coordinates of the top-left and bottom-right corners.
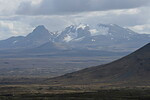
[46, 43, 150, 85]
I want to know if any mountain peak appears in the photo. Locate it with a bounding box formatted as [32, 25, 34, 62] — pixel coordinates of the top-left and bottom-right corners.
[33, 25, 47, 32]
[27, 25, 50, 36]
[26, 25, 52, 43]
[36, 25, 45, 28]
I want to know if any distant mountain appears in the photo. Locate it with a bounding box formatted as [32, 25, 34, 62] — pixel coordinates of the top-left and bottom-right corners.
[47, 43, 150, 85]
[0, 25, 54, 49]
[25, 25, 55, 47]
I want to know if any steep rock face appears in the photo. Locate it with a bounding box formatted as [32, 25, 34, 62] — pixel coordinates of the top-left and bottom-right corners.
[47, 43, 150, 85]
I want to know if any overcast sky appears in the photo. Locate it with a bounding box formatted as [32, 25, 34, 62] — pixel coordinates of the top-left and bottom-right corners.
[0, 0, 150, 40]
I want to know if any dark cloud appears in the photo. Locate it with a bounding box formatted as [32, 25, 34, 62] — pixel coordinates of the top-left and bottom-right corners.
[16, 0, 150, 15]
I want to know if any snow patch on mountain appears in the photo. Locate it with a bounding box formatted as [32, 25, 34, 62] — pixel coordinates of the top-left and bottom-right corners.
[63, 31, 78, 42]
[89, 29, 99, 36]
[64, 35, 73, 42]
[91, 39, 96, 42]
[77, 24, 89, 29]
[13, 40, 18, 44]
[94, 25, 109, 35]
[73, 36, 85, 42]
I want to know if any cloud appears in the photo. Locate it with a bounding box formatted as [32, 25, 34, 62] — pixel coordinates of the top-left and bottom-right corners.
[0, 15, 72, 40]
[130, 24, 150, 34]
[26, 16, 72, 31]
[0, 20, 32, 40]
[16, 0, 150, 15]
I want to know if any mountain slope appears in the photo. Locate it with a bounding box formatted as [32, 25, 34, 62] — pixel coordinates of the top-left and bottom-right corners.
[0, 36, 25, 49]
[47, 43, 150, 85]
[26, 41, 68, 53]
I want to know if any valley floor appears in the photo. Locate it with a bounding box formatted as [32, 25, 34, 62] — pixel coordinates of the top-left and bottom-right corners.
[0, 56, 120, 77]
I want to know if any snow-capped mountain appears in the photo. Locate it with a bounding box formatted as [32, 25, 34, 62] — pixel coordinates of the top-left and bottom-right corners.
[55, 23, 149, 43]
[53, 23, 150, 51]
[55, 24, 91, 43]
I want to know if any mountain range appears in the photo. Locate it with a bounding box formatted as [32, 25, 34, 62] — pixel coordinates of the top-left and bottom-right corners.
[0, 23, 149, 57]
